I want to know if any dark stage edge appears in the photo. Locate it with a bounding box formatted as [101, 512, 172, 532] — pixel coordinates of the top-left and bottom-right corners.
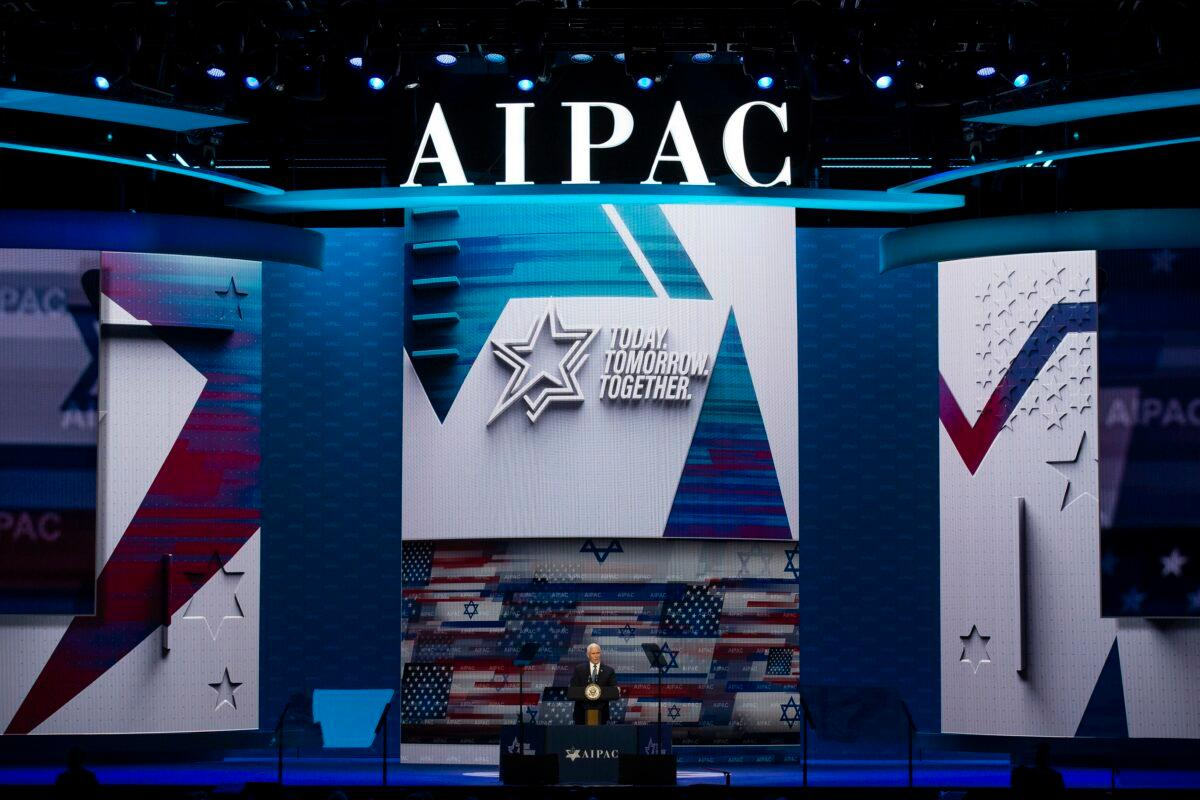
[1, 759, 1200, 792]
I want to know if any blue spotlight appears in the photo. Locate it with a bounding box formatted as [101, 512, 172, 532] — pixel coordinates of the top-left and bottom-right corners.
[613, 52, 626, 63]
[1013, 72, 1030, 88]
[756, 75, 775, 90]
[875, 74, 893, 90]
[206, 65, 227, 80]
[435, 53, 458, 67]
[244, 75, 261, 90]
[516, 77, 535, 92]
[635, 76, 653, 90]
[93, 75, 111, 91]
[976, 65, 996, 78]
[691, 52, 713, 64]
[484, 52, 507, 64]
[347, 56, 364, 69]
[367, 76, 386, 91]
[570, 53, 594, 64]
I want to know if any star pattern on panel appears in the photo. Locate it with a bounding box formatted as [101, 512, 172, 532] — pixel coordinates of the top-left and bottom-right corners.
[1047, 431, 1098, 511]
[208, 668, 243, 711]
[182, 552, 246, 641]
[487, 302, 600, 425]
[661, 585, 723, 637]
[401, 664, 454, 723]
[667, 704, 681, 720]
[618, 623, 635, 642]
[463, 601, 479, 619]
[779, 697, 803, 729]
[1122, 586, 1146, 613]
[766, 647, 793, 676]
[215, 276, 249, 321]
[1161, 548, 1189, 577]
[959, 625, 992, 674]
[580, 539, 623, 564]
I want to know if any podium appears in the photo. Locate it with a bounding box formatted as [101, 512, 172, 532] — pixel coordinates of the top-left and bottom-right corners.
[500, 724, 671, 784]
[566, 684, 620, 725]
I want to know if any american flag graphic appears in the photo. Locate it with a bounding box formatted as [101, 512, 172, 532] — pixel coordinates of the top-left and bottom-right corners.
[400, 539, 800, 745]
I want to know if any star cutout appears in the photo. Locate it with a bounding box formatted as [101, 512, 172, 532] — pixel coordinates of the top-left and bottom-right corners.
[1161, 548, 1189, 577]
[1041, 407, 1068, 430]
[182, 552, 245, 640]
[959, 625, 991, 674]
[565, 748, 581, 762]
[215, 277, 249, 321]
[487, 303, 599, 425]
[1121, 586, 1146, 613]
[779, 697, 803, 729]
[784, 545, 801, 578]
[208, 668, 243, 711]
[463, 601, 479, 619]
[1047, 431, 1097, 510]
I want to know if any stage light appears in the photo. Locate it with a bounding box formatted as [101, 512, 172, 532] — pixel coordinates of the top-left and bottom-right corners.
[756, 75, 775, 90]
[976, 65, 996, 78]
[613, 52, 626, 63]
[570, 53, 594, 64]
[368, 75, 386, 91]
[435, 53, 458, 67]
[484, 52, 507, 64]
[244, 75, 261, 90]
[1013, 72, 1030, 88]
[206, 65, 227, 80]
[636, 76, 654, 90]
[875, 74, 894, 89]
[692, 52, 713, 64]
[348, 56, 363, 69]
[94, 75, 111, 91]
[516, 77, 535, 92]
[742, 49, 778, 92]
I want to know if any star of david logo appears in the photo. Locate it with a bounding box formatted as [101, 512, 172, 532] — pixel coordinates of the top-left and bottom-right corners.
[779, 696, 803, 729]
[581, 539, 623, 564]
[658, 642, 679, 671]
[784, 545, 801, 578]
[565, 748, 582, 762]
[487, 303, 600, 425]
[667, 704, 681, 720]
[462, 601, 479, 619]
[215, 276, 249, 321]
[525, 706, 538, 723]
[618, 623, 635, 642]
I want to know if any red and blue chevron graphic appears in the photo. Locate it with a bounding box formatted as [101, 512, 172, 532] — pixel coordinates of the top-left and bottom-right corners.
[940, 301, 1096, 474]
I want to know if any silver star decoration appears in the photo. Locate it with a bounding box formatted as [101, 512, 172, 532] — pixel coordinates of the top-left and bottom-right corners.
[215, 277, 249, 321]
[487, 303, 599, 425]
[1162, 548, 1189, 577]
[183, 553, 245, 640]
[959, 625, 992, 674]
[1047, 431, 1097, 510]
[209, 668, 243, 711]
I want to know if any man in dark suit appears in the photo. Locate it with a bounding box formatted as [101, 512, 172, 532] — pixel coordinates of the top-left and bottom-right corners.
[570, 642, 618, 725]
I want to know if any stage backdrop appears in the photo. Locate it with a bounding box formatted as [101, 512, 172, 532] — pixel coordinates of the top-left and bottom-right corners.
[0, 250, 261, 736]
[939, 248, 1200, 739]
[401, 204, 798, 541]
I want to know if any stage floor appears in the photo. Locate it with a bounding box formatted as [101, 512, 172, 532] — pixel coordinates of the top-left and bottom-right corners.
[1, 758, 1199, 790]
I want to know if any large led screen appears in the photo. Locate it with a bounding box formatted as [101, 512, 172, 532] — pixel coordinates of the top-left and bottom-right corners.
[0, 250, 98, 615]
[1098, 248, 1200, 618]
[401, 204, 799, 541]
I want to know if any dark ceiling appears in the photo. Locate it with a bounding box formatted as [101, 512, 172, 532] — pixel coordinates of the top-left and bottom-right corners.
[1, 1, 1198, 226]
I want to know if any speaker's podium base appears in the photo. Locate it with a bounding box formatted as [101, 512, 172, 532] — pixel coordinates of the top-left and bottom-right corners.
[500, 752, 559, 786]
[618, 753, 677, 785]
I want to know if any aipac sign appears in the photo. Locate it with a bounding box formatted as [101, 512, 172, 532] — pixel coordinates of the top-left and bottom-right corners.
[401, 100, 791, 189]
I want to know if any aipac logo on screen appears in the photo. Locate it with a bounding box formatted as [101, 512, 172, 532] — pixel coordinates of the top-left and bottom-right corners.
[486, 302, 711, 425]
